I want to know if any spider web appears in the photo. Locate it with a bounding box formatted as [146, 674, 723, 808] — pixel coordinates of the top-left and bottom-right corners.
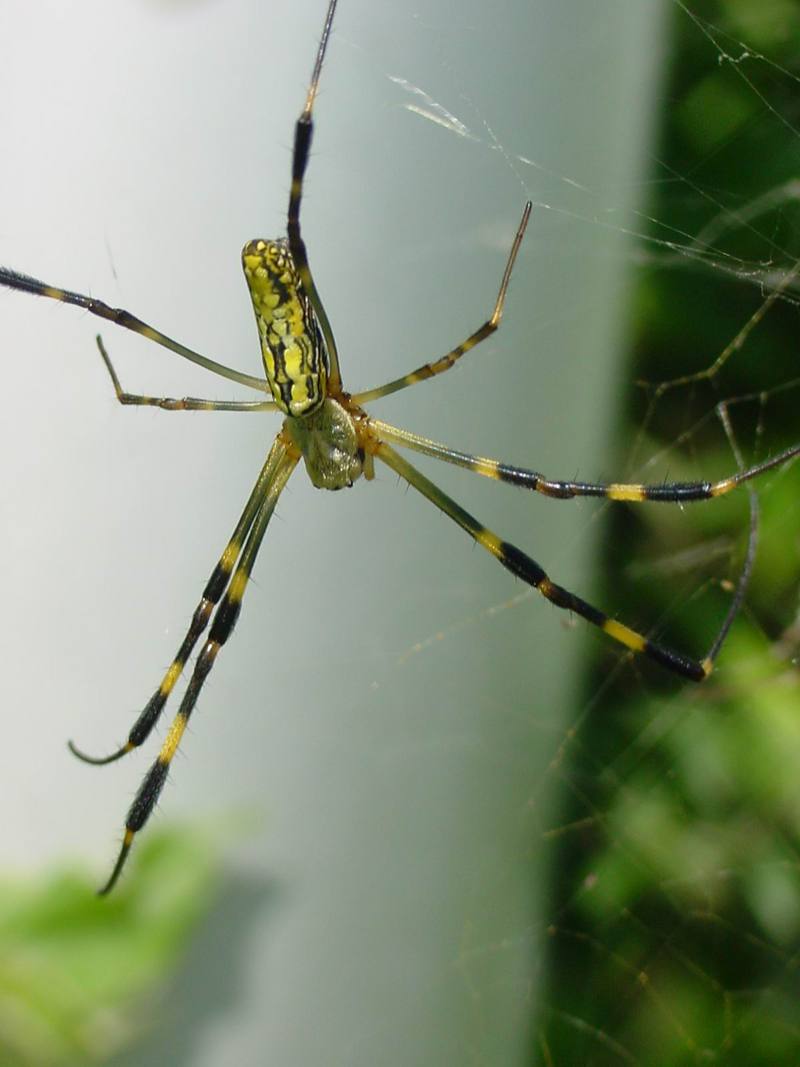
[1, 2, 799, 1065]
[393, 2, 800, 1062]
[539, 6, 800, 1061]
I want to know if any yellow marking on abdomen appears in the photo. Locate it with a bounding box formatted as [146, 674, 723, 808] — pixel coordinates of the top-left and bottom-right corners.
[241, 238, 326, 416]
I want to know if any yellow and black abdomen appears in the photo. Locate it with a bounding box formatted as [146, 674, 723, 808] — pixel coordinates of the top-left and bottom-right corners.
[242, 238, 328, 417]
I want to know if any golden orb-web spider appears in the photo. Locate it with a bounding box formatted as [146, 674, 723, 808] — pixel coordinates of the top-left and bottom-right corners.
[2, 0, 798, 894]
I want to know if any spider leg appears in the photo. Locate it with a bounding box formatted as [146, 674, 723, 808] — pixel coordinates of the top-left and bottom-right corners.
[286, 0, 343, 394]
[0, 265, 269, 393]
[98, 440, 299, 894]
[370, 418, 800, 502]
[353, 202, 531, 405]
[375, 440, 731, 682]
[95, 336, 277, 412]
[69, 436, 291, 768]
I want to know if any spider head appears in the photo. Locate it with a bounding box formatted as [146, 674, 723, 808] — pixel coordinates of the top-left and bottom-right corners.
[242, 238, 328, 417]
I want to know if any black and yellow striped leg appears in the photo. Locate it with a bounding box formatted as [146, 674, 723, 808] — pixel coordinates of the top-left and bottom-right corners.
[0, 265, 269, 393]
[353, 202, 531, 406]
[69, 436, 290, 767]
[99, 443, 299, 895]
[376, 440, 715, 682]
[95, 336, 276, 413]
[370, 418, 800, 504]
[286, 0, 343, 393]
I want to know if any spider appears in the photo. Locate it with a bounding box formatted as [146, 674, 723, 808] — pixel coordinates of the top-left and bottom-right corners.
[1, 0, 798, 895]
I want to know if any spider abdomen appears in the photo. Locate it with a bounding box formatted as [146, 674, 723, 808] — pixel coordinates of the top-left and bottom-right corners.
[242, 238, 328, 417]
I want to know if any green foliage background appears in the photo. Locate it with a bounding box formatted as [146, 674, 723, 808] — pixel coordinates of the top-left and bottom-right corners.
[540, 1, 800, 1063]
[0, 829, 218, 1067]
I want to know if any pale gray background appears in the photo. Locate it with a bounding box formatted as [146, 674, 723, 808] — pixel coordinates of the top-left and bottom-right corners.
[0, 1, 666, 1064]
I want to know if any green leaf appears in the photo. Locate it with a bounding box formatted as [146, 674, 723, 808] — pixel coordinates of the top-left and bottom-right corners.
[0, 825, 219, 1067]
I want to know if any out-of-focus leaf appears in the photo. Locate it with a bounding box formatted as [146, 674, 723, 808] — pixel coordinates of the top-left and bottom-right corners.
[0, 825, 219, 1067]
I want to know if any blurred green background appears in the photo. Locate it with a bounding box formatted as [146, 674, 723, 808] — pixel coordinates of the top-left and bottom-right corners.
[542, 0, 800, 1062]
